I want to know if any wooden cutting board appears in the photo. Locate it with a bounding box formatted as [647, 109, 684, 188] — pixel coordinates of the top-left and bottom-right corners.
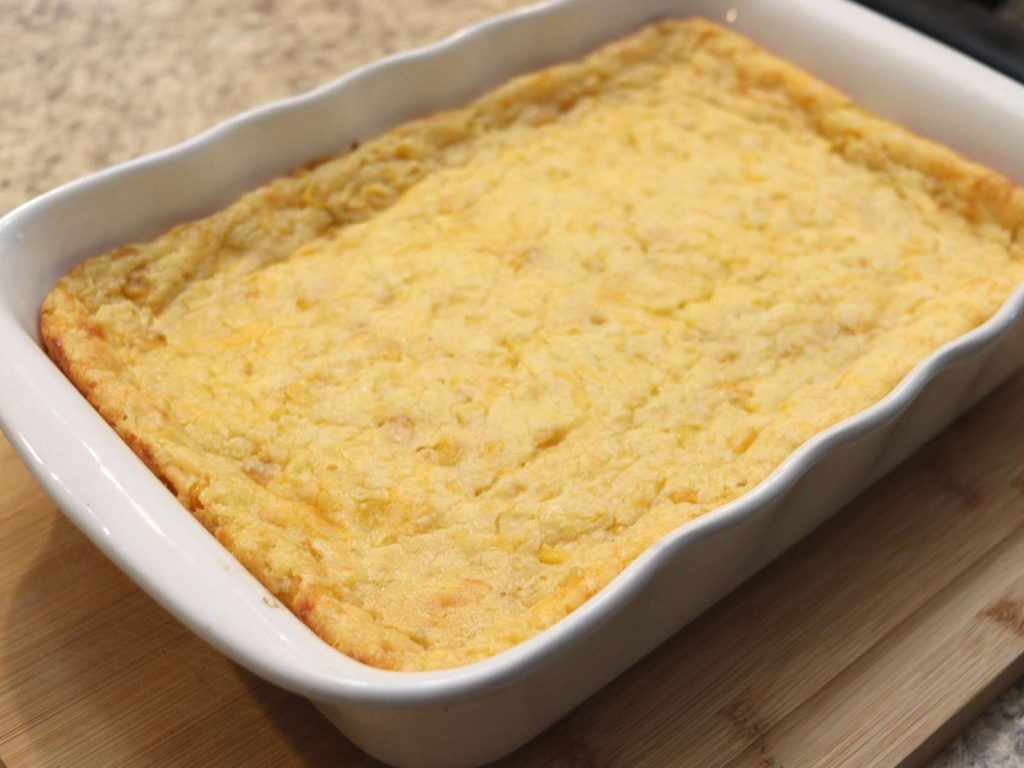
[1, 371, 1023, 768]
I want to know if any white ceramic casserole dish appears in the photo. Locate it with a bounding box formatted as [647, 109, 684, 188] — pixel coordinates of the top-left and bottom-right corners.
[1, 0, 1023, 765]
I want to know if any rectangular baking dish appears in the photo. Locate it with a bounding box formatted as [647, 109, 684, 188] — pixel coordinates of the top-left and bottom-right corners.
[1, 0, 1023, 766]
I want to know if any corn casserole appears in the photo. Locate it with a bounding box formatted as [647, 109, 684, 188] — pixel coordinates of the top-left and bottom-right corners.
[40, 19, 1024, 670]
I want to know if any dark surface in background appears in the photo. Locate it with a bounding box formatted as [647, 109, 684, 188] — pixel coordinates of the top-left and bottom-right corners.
[855, 0, 1024, 82]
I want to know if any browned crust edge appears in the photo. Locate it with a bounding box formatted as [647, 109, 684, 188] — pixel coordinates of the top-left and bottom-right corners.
[38, 18, 1024, 670]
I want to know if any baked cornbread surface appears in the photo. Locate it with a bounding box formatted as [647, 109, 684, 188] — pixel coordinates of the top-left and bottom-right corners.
[41, 19, 1024, 670]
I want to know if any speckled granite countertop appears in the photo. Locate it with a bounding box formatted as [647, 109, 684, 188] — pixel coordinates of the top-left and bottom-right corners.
[1, 1, 1022, 765]
[933, 679, 1024, 767]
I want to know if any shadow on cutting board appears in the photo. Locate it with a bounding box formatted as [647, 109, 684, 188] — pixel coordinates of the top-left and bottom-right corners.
[1, 373, 1024, 767]
[0, 498, 364, 766]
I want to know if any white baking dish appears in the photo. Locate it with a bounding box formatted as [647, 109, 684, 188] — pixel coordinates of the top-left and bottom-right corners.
[1, 0, 1023, 765]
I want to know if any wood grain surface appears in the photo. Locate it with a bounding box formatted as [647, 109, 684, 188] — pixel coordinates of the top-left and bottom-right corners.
[2, 1, 1024, 766]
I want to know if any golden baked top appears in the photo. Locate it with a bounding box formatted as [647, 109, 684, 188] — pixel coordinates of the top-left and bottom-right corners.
[41, 19, 1024, 670]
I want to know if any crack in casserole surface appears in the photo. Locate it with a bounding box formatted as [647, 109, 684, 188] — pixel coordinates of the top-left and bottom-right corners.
[41, 19, 1024, 670]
